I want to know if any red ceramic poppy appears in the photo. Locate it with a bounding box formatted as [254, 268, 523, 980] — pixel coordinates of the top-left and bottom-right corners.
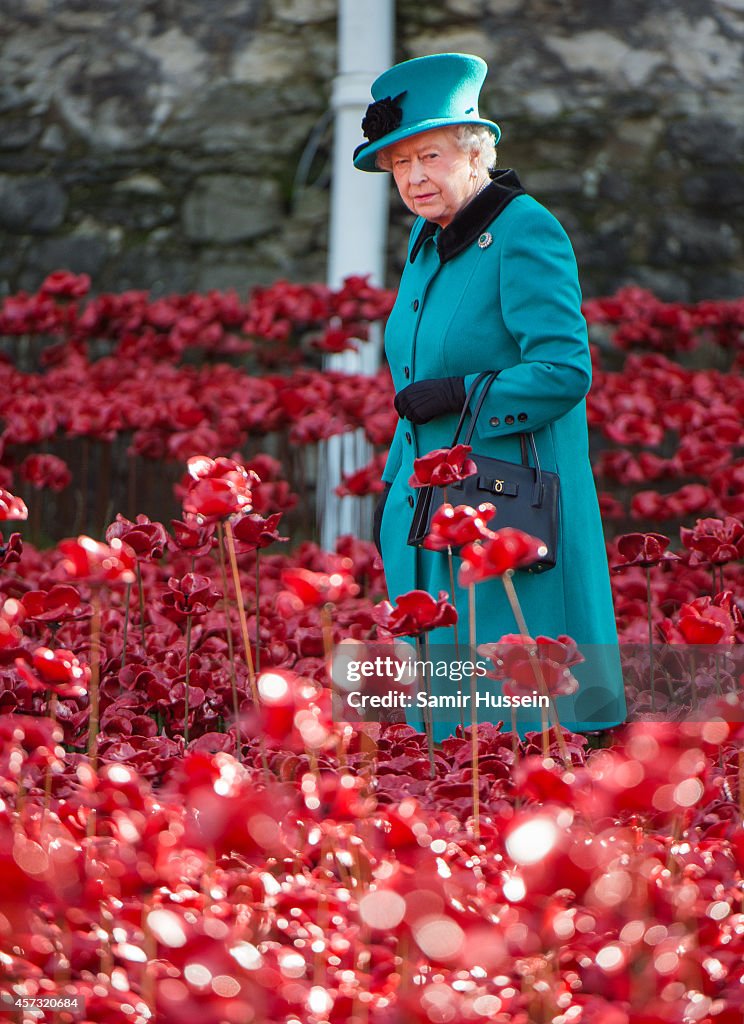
[0, 532, 22, 568]
[38, 270, 91, 299]
[675, 595, 738, 644]
[15, 647, 90, 697]
[182, 455, 258, 521]
[159, 573, 221, 621]
[479, 633, 583, 698]
[231, 511, 287, 552]
[0, 488, 28, 521]
[105, 513, 168, 560]
[280, 566, 360, 607]
[459, 528, 548, 585]
[423, 502, 496, 551]
[409, 444, 478, 488]
[374, 589, 457, 636]
[0, 597, 26, 651]
[18, 454, 72, 492]
[613, 532, 678, 569]
[169, 517, 216, 558]
[335, 452, 388, 497]
[58, 535, 137, 585]
[21, 585, 88, 623]
[680, 516, 744, 566]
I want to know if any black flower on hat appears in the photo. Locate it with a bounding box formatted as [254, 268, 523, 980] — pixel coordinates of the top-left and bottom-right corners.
[361, 91, 406, 143]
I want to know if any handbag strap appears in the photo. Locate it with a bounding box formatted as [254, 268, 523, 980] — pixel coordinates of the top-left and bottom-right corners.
[450, 371, 493, 446]
[462, 371, 501, 447]
[457, 371, 546, 508]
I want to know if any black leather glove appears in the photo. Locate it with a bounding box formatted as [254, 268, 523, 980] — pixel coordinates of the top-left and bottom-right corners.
[373, 482, 391, 555]
[393, 376, 466, 424]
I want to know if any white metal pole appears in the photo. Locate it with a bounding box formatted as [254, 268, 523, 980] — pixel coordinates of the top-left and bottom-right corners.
[319, 0, 394, 550]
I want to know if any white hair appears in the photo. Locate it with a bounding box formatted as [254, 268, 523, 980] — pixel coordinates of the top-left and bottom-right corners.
[375, 124, 497, 174]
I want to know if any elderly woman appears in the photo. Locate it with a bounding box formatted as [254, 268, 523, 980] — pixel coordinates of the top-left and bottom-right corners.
[354, 53, 626, 739]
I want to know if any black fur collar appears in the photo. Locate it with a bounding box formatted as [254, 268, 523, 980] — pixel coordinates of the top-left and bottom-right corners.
[410, 168, 525, 264]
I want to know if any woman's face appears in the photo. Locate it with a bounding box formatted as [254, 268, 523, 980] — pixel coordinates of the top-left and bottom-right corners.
[385, 128, 479, 229]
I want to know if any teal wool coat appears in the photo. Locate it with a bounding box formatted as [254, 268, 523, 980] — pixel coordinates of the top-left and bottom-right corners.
[379, 171, 627, 740]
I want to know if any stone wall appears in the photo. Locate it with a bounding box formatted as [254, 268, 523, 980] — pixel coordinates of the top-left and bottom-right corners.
[1, 0, 743, 301]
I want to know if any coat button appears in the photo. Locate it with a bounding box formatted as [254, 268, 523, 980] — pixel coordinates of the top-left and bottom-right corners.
[404, 366, 410, 379]
[505, 414, 515, 424]
[412, 299, 419, 311]
[489, 416, 500, 427]
[517, 412, 527, 422]
[405, 431, 412, 444]
[407, 495, 414, 507]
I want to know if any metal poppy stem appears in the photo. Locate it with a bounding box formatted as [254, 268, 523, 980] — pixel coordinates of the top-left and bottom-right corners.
[423, 633, 436, 779]
[255, 551, 261, 674]
[224, 519, 267, 773]
[136, 561, 146, 644]
[689, 649, 698, 708]
[446, 545, 465, 731]
[646, 566, 655, 711]
[121, 580, 131, 669]
[511, 708, 521, 801]
[183, 614, 192, 745]
[540, 705, 550, 759]
[321, 602, 334, 662]
[468, 583, 480, 839]
[43, 690, 58, 817]
[86, 588, 102, 839]
[140, 897, 156, 1015]
[87, 589, 101, 769]
[500, 570, 570, 762]
[415, 634, 435, 778]
[216, 522, 240, 730]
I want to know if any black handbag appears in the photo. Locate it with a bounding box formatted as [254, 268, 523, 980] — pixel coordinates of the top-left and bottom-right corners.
[406, 370, 560, 573]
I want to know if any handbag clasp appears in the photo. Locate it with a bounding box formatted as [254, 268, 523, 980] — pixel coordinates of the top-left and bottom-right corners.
[478, 475, 518, 497]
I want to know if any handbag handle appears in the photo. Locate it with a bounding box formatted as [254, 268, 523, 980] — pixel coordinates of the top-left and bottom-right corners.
[454, 371, 546, 509]
[450, 370, 493, 446]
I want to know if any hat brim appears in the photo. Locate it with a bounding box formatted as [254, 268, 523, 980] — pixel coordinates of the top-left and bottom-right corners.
[353, 117, 501, 172]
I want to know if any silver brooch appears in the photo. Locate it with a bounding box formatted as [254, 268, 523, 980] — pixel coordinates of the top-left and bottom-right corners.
[477, 232, 493, 249]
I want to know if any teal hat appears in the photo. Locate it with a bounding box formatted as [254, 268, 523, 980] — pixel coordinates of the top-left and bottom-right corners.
[353, 53, 501, 173]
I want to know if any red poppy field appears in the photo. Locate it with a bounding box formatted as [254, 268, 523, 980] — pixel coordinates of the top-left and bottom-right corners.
[1, 273, 744, 1023]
